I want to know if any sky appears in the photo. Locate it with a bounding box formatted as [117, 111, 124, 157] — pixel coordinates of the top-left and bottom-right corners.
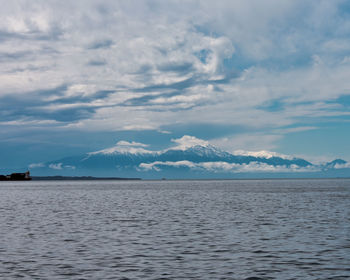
[0, 0, 350, 170]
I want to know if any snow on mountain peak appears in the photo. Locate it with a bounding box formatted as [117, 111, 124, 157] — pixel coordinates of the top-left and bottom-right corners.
[89, 140, 154, 155]
[87, 136, 306, 161]
[169, 135, 210, 151]
[117, 141, 149, 147]
[233, 150, 294, 160]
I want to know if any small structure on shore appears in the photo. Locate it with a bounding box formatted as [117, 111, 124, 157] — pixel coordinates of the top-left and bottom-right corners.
[0, 171, 31, 181]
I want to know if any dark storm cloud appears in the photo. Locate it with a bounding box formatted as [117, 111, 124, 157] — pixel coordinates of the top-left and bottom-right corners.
[257, 99, 286, 112]
[207, 71, 240, 85]
[0, 86, 115, 122]
[87, 59, 107, 66]
[132, 64, 153, 75]
[0, 51, 33, 62]
[157, 62, 194, 74]
[122, 90, 214, 112]
[88, 39, 114, 49]
[0, 26, 63, 43]
[0, 30, 21, 42]
[42, 107, 97, 122]
[51, 89, 115, 104]
[0, 85, 67, 120]
[89, 90, 115, 100]
[119, 69, 240, 109]
[131, 70, 238, 95]
[5, 64, 52, 74]
[123, 91, 182, 106]
[0, 46, 59, 63]
[0, 100, 96, 122]
[133, 76, 196, 93]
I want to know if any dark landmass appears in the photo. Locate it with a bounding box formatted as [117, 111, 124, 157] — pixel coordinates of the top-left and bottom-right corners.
[32, 176, 141, 181]
[0, 171, 31, 181]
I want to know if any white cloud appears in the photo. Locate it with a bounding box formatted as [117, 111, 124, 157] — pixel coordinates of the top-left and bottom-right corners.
[170, 135, 209, 151]
[65, 165, 76, 170]
[49, 163, 63, 170]
[0, 119, 61, 126]
[334, 162, 350, 169]
[140, 160, 196, 171]
[1, 0, 350, 160]
[89, 140, 154, 155]
[233, 150, 294, 160]
[29, 162, 45, 168]
[48, 163, 75, 170]
[116, 141, 149, 147]
[139, 160, 320, 173]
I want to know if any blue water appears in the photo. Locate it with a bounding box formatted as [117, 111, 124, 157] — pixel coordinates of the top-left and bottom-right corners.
[0, 179, 349, 280]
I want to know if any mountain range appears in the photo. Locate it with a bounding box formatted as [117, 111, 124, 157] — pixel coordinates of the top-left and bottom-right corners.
[28, 137, 350, 179]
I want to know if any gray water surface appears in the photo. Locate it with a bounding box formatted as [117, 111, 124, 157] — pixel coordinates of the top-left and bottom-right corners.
[0, 179, 349, 280]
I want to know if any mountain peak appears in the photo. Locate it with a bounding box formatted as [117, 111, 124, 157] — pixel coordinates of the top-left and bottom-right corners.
[169, 135, 210, 151]
[27, 135, 349, 178]
[325, 159, 348, 169]
[89, 140, 154, 155]
[186, 144, 229, 156]
[329, 159, 347, 164]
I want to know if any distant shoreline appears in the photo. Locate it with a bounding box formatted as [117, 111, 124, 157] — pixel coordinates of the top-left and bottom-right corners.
[28, 176, 350, 181]
[31, 176, 141, 181]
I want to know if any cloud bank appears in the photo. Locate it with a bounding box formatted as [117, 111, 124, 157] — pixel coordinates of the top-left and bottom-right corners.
[1, 1, 349, 131]
[1, 1, 349, 164]
[139, 160, 320, 173]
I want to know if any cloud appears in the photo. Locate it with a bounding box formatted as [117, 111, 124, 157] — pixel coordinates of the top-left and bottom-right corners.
[48, 163, 75, 170]
[89, 140, 153, 155]
[139, 160, 320, 173]
[140, 160, 196, 171]
[65, 165, 76, 170]
[49, 163, 62, 170]
[87, 59, 107, 66]
[333, 162, 350, 169]
[0, 0, 350, 161]
[0, 84, 118, 124]
[29, 162, 45, 168]
[116, 140, 149, 147]
[87, 39, 114, 50]
[157, 62, 194, 74]
[170, 135, 209, 150]
[233, 150, 294, 160]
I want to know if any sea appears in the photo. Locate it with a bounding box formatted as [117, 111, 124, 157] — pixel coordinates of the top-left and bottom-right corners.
[0, 179, 349, 280]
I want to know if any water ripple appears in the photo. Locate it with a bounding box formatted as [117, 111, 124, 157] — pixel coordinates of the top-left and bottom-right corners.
[0, 179, 349, 279]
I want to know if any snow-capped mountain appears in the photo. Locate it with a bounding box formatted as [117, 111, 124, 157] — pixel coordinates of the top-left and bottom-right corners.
[28, 136, 349, 178]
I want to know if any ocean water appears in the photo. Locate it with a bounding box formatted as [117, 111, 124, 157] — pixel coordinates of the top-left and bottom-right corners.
[0, 179, 349, 280]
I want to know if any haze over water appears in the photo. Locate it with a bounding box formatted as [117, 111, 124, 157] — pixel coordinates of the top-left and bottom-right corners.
[0, 179, 349, 280]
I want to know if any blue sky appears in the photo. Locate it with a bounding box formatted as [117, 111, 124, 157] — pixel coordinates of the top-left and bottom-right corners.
[0, 0, 350, 170]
